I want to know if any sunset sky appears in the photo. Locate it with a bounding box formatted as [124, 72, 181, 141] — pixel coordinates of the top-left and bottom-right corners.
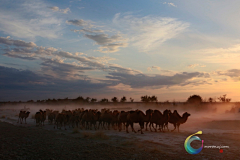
[0, 0, 239, 102]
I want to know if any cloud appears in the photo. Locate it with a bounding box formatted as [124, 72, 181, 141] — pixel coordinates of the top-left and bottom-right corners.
[192, 44, 240, 65]
[113, 13, 189, 52]
[68, 18, 128, 53]
[1, 37, 213, 94]
[108, 83, 132, 91]
[187, 64, 206, 68]
[77, 7, 84, 9]
[104, 71, 210, 88]
[0, 37, 37, 47]
[148, 66, 161, 71]
[66, 19, 95, 28]
[0, 65, 108, 101]
[71, 29, 104, 33]
[49, 6, 70, 14]
[217, 69, 240, 78]
[0, 0, 64, 39]
[84, 33, 128, 53]
[163, 2, 177, 7]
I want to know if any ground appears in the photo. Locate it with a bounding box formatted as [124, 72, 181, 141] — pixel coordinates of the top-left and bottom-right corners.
[0, 105, 240, 160]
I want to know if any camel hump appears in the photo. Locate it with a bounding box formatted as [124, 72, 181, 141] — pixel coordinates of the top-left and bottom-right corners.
[121, 111, 125, 113]
[130, 111, 135, 114]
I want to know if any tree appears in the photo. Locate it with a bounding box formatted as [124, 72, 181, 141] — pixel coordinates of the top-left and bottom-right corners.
[120, 96, 127, 102]
[85, 97, 90, 102]
[187, 95, 202, 104]
[150, 95, 158, 102]
[111, 97, 118, 102]
[218, 94, 231, 102]
[208, 97, 216, 103]
[100, 98, 108, 103]
[141, 95, 158, 102]
[91, 98, 97, 103]
[141, 95, 150, 102]
[130, 97, 134, 102]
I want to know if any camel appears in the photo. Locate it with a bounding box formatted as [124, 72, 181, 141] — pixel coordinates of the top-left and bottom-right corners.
[17, 111, 30, 124]
[111, 110, 120, 130]
[35, 110, 47, 126]
[118, 111, 129, 132]
[149, 109, 170, 132]
[126, 109, 152, 134]
[81, 110, 100, 130]
[144, 109, 154, 131]
[48, 113, 55, 124]
[168, 110, 191, 132]
[54, 113, 68, 130]
[148, 110, 162, 132]
[35, 111, 42, 126]
[98, 110, 113, 130]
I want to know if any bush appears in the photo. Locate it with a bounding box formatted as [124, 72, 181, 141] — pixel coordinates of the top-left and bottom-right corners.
[187, 95, 202, 104]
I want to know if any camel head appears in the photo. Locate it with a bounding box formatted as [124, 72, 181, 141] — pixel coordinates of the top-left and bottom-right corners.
[183, 112, 191, 117]
[146, 109, 153, 115]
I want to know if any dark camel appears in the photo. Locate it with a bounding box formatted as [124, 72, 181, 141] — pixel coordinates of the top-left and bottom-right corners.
[168, 110, 190, 132]
[126, 110, 152, 134]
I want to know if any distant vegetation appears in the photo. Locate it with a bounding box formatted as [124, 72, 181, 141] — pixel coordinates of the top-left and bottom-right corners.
[0, 94, 235, 104]
[187, 95, 202, 104]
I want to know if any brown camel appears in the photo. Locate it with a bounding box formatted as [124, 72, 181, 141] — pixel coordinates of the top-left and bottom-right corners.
[126, 109, 152, 134]
[148, 110, 162, 132]
[118, 111, 129, 132]
[111, 110, 120, 130]
[168, 110, 190, 132]
[151, 109, 170, 132]
[35, 111, 42, 126]
[81, 110, 100, 130]
[144, 109, 154, 131]
[54, 113, 68, 130]
[98, 110, 113, 130]
[17, 111, 30, 124]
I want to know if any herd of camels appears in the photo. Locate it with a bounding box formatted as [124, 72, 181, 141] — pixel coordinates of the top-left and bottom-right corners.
[17, 108, 190, 134]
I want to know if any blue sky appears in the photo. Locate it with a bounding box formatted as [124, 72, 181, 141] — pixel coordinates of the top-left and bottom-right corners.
[0, 0, 239, 101]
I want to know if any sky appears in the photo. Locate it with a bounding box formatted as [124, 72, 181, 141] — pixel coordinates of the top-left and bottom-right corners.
[0, 0, 239, 102]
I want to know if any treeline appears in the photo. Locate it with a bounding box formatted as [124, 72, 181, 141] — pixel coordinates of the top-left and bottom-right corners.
[0, 94, 235, 104]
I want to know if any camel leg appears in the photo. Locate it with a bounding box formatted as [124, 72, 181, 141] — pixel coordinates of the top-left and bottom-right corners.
[131, 123, 136, 133]
[177, 123, 180, 132]
[150, 122, 153, 132]
[153, 124, 157, 132]
[171, 123, 176, 132]
[145, 122, 149, 131]
[164, 123, 169, 131]
[126, 122, 129, 133]
[118, 122, 122, 132]
[25, 118, 27, 124]
[98, 121, 101, 129]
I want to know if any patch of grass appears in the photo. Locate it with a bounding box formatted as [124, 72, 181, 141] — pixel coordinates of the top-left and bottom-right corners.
[121, 140, 135, 146]
[1, 115, 6, 119]
[149, 147, 161, 154]
[82, 132, 93, 138]
[81, 131, 109, 140]
[31, 115, 35, 119]
[93, 131, 109, 140]
[72, 127, 80, 134]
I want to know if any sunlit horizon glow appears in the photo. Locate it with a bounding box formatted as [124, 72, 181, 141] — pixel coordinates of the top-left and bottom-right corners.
[0, 0, 239, 102]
